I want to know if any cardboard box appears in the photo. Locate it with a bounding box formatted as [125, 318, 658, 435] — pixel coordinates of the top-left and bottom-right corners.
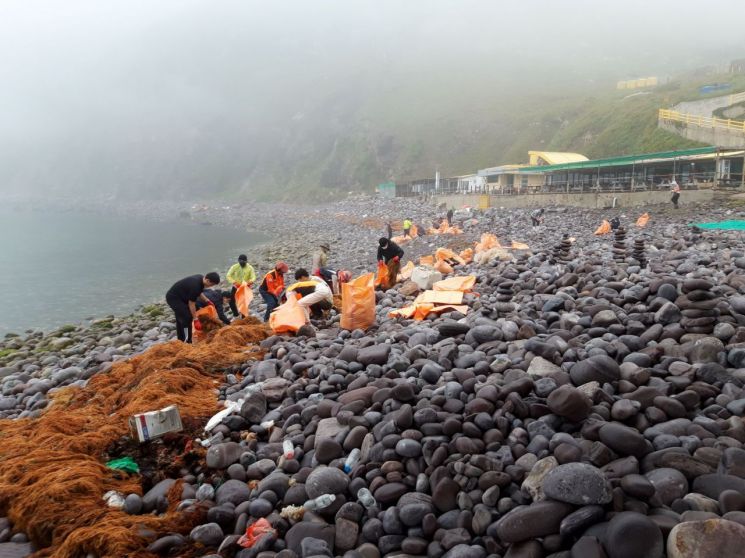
[129, 405, 183, 442]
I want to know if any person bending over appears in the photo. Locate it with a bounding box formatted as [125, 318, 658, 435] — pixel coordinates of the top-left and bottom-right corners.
[165, 272, 220, 343]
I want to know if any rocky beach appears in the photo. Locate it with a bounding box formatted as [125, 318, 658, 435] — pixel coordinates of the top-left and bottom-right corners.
[3, 195, 745, 558]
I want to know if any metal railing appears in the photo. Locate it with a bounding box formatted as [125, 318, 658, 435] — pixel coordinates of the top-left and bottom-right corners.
[418, 173, 744, 197]
[659, 108, 745, 132]
[728, 91, 745, 106]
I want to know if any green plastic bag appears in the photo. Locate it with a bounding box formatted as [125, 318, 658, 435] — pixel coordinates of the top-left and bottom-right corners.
[105, 456, 139, 474]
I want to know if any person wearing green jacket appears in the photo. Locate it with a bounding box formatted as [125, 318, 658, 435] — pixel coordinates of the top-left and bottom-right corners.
[403, 218, 413, 238]
[226, 254, 256, 318]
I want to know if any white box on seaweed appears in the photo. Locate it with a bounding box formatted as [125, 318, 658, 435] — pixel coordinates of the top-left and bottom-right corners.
[129, 405, 183, 442]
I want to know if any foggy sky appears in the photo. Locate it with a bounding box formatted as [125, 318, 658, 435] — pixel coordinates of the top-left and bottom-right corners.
[1, 0, 744, 199]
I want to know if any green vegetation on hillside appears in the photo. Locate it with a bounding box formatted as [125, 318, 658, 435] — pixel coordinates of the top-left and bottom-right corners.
[249, 72, 745, 199]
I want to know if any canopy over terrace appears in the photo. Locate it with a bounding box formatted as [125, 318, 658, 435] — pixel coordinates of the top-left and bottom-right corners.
[515, 146, 745, 192]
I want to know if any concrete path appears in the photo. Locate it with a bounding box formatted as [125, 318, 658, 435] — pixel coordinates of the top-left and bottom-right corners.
[673, 93, 739, 117]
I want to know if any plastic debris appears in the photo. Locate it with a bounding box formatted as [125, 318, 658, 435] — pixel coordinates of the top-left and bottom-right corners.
[237, 518, 277, 548]
[103, 490, 125, 509]
[282, 440, 295, 460]
[279, 505, 305, 521]
[105, 456, 139, 474]
[343, 448, 360, 473]
[303, 494, 336, 511]
[357, 487, 376, 508]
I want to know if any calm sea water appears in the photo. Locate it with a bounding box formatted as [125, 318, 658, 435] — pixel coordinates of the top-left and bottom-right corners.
[0, 210, 266, 335]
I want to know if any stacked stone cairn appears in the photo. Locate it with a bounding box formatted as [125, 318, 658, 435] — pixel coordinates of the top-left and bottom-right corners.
[551, 233, 572, 265]
[679, 277, 719, 334]
[632, 236, 647, 268]
[612, 226, 627, 264]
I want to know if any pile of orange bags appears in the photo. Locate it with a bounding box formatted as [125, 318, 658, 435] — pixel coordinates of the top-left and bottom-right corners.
[341, 273, 376, 331]
[426, 221, 463, 235]
[391, 225, 419, 245]
[475, 233, 501, 253]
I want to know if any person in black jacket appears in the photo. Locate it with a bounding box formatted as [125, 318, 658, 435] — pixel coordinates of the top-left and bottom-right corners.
[165, 272, 220, 343]
[197, 289, 232, 325]
[377, 238, 404, 289]
[377, 237, 404, 264]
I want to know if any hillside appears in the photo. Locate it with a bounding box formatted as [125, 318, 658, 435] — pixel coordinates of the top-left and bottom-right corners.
[236, 73, 745, 200]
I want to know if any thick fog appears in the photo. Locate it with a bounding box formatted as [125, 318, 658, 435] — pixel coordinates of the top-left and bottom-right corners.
[1, 0, 744, 200]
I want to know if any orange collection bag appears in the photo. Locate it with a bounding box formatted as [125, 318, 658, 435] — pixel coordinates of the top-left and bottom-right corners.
[193, 305, 218, 343]
[636, 213, 650, 228]
[594, 220, 611, 235]
[268, 295, 307, 334]
[374, 260, 390, 288]
[235, 283, 254, 317]
[340, 273, 376, 331]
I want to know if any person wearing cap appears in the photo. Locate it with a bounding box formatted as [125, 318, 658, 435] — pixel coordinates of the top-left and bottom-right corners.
[226, 255, 256, 318]
[377, 237, 404, 288]
[165, 272, 220, 343]
[259, 262, 288, 321]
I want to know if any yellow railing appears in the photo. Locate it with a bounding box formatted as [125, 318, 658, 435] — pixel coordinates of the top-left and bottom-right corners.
[658, 109, 745, 133]
[728, 91, 745, 106]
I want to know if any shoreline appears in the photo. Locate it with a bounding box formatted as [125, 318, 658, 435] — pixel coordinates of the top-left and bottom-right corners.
[3, 197, 745, 556]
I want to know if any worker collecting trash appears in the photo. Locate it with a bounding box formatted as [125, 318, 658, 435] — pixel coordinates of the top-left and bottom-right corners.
[258, 261, 288, 321]
[165, 272, 220, 343]
[286, 268, 333, 320]
[196, 289, 232, 325]
[377, 237, 404, 290]
[226, 254, 256, 318]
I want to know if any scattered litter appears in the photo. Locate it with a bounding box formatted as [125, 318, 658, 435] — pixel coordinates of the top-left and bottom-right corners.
[103, 490, 125, 509]
[105, 456, 139, 474]
[411, 266, 443, 290]
[237, 518, 277, 548]
[129, 405, 183, 443]
[279, 505, 305, 521]
[397, 261, 415, 282]
[433, 276, 476, 293]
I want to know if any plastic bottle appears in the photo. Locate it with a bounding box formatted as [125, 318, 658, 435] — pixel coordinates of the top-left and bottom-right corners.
[282, 440, 295, 460]
[357, 488, 376, 508]
[343, 448, 360, 473]
[303, 494, 336, 511]
[308, 393, 323, 403]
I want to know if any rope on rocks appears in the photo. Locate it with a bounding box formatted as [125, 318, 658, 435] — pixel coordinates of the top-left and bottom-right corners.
[0, 320, 270, 558]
